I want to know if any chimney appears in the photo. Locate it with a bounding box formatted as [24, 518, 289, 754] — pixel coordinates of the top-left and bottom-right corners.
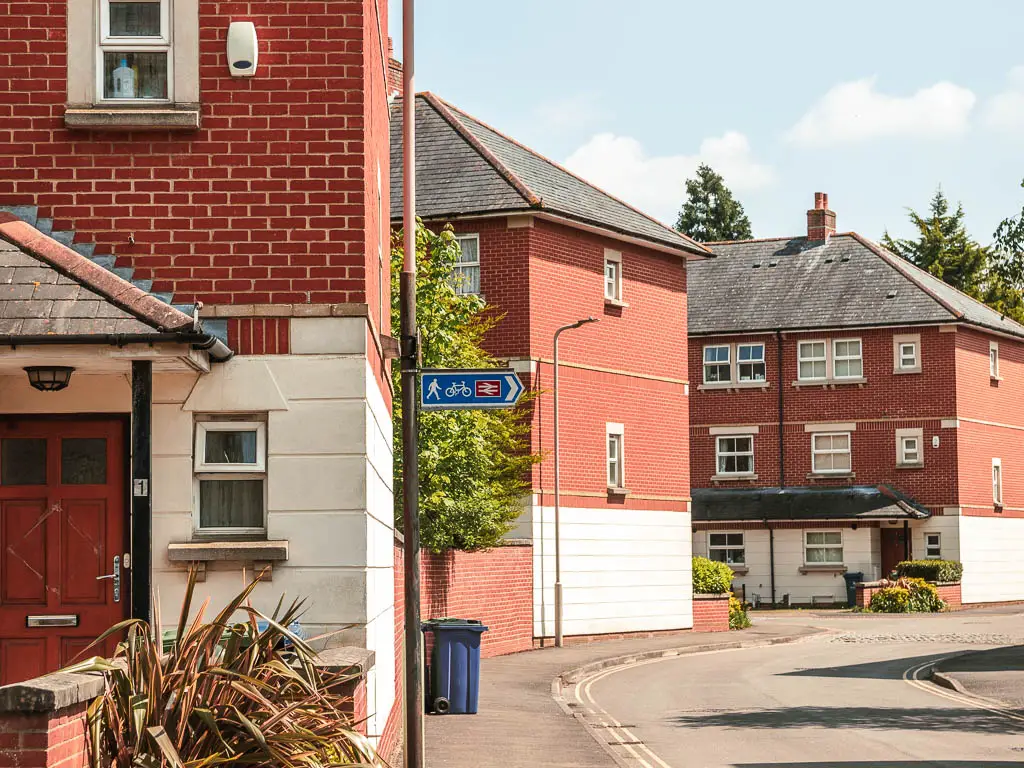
[807, 192, 836, 241]
[387, 37, 403, 97]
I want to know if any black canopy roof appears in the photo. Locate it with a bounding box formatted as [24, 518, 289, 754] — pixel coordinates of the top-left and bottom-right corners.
[693, 485, 931, 523]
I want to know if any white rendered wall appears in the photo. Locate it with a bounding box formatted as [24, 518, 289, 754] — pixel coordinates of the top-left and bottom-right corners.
[958, 515, 1024, 603]
[909, 516, 961, 564]
[525, 502, 692, 637]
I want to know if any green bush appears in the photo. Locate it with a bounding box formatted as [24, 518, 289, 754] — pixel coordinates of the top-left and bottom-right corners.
[893, 559, 963, 583]
[729, 595, 751, 630]
[907, 578, 943, 612]
[692, 556, 734, 594]
[870, 586, 910, 613]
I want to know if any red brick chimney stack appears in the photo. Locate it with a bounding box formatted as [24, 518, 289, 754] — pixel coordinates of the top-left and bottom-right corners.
[807, 192, 836, 241]
[387, 37, 403, 97]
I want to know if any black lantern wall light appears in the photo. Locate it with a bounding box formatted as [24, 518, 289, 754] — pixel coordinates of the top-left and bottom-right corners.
[24, 366, 74, 392]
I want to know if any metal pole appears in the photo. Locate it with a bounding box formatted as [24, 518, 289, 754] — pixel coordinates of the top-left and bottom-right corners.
[552, 318, 597, 648]
[400, 3, 423, 766]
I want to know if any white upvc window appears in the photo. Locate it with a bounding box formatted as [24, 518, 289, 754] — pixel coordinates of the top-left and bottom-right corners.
[993, 458, 1003, 505]
[990, 341, 1000, 379]
[925, 532, 941, 559]
[604, 250, 622, 301]
[896, 427, 924, 467]
[607, 423, 625, 489]
[811, 432, 851, 474]
[893, 334, 921, 373]
[798, 340, 827, 381]
[716, 435, 754, 475]
[804, 531, 844, 564]
[832, 338, 863, 379]
[703, 345, 731, 383]
[451, 234, 480, 296]
[194, 420, 267, 534]
[709, 532, 745, 565]
[98, 0, 173, 102]
[737, 343, 766, 382]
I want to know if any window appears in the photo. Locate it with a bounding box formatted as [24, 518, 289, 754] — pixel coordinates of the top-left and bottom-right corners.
[993, 458, 1003, 505]
[894, 334, 921, 373]
[832, 338, 863, 379]
[805, 531, 843, 564]
[607, 423, 625, 489]
[451, 234, 480, 295]
[896, 428, 924, 467]
[194, 421, 266, 533]
[925, 533, 941, 559]
[604, 250, 622, 301]
[703, 345, 731, 383]
[737, 343, 766, 382]
[798, 341, 827, 380]
[811, 432, 851, 474]
[990, 341, 1000, 379]
[709, 533, 745, 565]
[98, 1, 172, 101]
[716, 435, 754, 475]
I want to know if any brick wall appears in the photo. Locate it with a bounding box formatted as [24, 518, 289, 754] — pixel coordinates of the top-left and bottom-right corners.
[692, 594, 730, 632]
[0, 704, 88, 768]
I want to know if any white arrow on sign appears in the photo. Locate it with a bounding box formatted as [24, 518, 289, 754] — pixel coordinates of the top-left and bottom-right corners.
[505, 374, 522, 402]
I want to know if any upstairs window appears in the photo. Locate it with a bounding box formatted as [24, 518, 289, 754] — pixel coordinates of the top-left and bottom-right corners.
[716, 435, 754, 475]
[896, 428, 924, 467]
[99, 0, 172, 101]
[925, 532, 941, 559]
[832, 338, 863, 379]
[811, 432, 851, 474]
[737, 343, 766, 382]
[194, 421, 266, 534]
[993, 458, 1003, 505]
[798, 341, 827, 381]
[604, 250, 623, 301]
[452, 234, 480, 295]
[607, 424, 625, 489]
[703, 345, 731, 383]
[894, 334, 921, 373]
[709, 532, 745, 565]
[990, 341, 1000, 379]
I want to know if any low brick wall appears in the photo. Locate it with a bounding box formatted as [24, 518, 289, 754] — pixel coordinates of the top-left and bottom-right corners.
[692, 593, 731, 632]
[856, 581, 962, 611]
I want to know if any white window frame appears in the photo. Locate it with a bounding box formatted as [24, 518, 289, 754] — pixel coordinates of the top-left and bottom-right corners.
[708, 532, 745, 566]
[193, 421, 267, 535]
[893, 334, 921, 374]
[606, 423, 625, 490]
[990, 341, 1000, 379]
[993, 458, 1003, 505]
[797, 340, 828, 381]
[737, 343, 766, 382]
[715, 435, 755, 476]
[96, 0, 174, 104]
[804, 530, 844, 565]
[811, 432, 851, 475]
[924, 532, 941, 559]
[604, 249, 623, 302]
[831, 338, 863, 380]
[452, 234, 480, 296]
[703, 344, 732, 384]
[896, 427, 924, 467]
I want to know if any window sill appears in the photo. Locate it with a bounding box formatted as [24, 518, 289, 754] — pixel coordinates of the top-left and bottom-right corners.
[806, 472, 856, 480]
[798, 564, 848, 574]
[168, 540, 289, 563]
[65, 104, 201, 131]
[698, 381, 770, 392]
[729, 566, 749, 575]
[893, 368, 922, 375]
[792, 377, 867, 388]
[991, 376, 1003, 384]
[896, 462, 924, 470]
[607, 486, 629, 497]
[711, 473, 759, 482]
[604, 298, 629, 308]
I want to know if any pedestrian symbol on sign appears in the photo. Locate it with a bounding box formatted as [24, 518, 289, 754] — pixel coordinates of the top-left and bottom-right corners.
[426, 378, 441, 401]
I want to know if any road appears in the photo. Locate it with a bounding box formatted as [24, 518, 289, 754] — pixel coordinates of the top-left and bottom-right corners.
[572, 609, 1024, 768]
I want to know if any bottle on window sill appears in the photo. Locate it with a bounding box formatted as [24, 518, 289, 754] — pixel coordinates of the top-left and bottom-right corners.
[112, 58, 136, 98]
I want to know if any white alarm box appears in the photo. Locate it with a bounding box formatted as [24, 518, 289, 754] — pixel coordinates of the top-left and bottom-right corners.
[226, 21, 258, 77]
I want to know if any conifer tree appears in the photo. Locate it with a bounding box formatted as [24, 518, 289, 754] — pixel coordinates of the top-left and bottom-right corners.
[674, 164, 753, 242]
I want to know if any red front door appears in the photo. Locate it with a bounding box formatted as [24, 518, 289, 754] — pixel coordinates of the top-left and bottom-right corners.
[880, 526, 908, 578]
[0, 419, 128, 685]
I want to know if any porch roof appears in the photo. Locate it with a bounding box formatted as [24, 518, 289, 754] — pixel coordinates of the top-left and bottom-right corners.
[692, 485, 932, 523]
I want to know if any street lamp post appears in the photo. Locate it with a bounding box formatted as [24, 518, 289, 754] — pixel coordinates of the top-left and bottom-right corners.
[553, 316, 598, 647]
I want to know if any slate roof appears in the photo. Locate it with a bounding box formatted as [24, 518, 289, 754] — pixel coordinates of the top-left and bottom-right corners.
[693, 485, 931, 523]
[689, 232, 1024, 339]
[390, 93, 708, 257]
[0, 213, 195, 337]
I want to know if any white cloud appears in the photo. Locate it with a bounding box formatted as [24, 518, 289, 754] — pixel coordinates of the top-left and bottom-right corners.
[786, 77, 976, 146]
[982, 66, 1024, 132]
[563, 131, 773, 225]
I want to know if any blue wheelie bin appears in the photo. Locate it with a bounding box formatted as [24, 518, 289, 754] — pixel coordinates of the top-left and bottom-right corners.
[422, 619, 488, 714]
[843, 572, 864, 607]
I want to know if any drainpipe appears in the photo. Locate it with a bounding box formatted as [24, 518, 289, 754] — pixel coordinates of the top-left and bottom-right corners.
[769, 330, 784, 608]
[903, 519, 910, 561]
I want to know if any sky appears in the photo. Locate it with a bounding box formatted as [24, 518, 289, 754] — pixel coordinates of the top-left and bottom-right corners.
[388, 0, 1024, 242]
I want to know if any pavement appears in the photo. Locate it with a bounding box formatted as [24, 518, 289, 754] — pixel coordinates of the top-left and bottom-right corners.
[422, 621, 823, 767]
[934, 644, 1024, 710]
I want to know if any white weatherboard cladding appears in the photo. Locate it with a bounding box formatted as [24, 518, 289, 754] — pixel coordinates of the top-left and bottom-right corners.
[958, 516, 1024, 603]
[528, 504, 692, 637]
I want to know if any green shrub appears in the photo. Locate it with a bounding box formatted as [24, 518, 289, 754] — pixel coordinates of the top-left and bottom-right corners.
[729, 595, 751, 630]
[692, 556, 734, 594]
[907, 578, 943, 612]
[870, 586, 910, 613]
[893, 559, 963, 583]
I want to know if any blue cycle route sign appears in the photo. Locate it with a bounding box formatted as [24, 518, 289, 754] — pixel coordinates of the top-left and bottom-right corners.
[419, 369, 525, 411]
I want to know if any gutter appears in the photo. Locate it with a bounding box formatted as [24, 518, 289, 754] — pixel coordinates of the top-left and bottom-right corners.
[0, 332, 234, 362]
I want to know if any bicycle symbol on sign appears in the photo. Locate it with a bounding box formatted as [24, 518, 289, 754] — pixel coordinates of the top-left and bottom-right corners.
[445, 382, 472, 398]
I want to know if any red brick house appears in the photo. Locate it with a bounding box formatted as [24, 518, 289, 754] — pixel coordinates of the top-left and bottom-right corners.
[391, 90, 709, 639]
[0, 0, 396, 742]
[689, 193, 1024, 606]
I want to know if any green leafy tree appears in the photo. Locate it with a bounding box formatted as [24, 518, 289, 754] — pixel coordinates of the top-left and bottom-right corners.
[990, 178, 1024, 323]
[674, 164, 753, 242]
[391, 223, 541, 552]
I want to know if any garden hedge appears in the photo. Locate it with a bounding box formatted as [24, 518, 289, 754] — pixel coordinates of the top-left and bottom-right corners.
[893, 559, 963, 583]
[692, 556, 734, 594]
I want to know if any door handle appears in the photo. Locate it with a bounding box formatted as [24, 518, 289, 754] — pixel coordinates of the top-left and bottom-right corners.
[96, 555, 121, 602]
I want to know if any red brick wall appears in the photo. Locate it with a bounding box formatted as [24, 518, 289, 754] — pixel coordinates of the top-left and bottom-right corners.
[0, 703, 88, 768]
[692, 594, 730, 632]
[227, 318, 290, 355]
